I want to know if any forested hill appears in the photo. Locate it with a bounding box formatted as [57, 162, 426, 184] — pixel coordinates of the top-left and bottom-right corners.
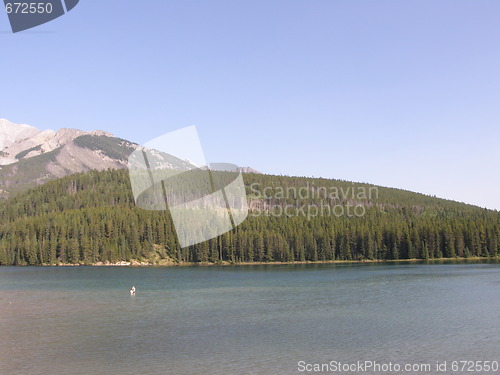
[0, 169, 498, 265]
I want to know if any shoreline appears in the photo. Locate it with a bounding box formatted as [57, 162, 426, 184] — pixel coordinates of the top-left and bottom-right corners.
[16, 256, 500, 267]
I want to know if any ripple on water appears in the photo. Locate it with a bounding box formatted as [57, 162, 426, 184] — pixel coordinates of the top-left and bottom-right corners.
[0, 263, 499, 375]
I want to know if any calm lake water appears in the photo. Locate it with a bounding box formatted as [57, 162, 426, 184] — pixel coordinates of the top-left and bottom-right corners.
[1, 262, 499, 375]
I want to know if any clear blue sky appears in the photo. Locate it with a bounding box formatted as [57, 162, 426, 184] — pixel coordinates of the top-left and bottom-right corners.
[1, 1, 499, 209]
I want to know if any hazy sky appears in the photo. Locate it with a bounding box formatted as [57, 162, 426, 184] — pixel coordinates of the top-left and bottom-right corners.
[1, 1, 499, 209]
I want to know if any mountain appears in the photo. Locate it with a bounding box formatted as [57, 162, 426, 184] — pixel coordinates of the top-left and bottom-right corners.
[0, 118, 497, 266]
[0, 119, 42, 159]
[0, 119, 197, 198]
[0, 119, 257, 198]
[237, 166, 261, 174]
[0, 118, 114, 165]
[0, 118, 138, 197]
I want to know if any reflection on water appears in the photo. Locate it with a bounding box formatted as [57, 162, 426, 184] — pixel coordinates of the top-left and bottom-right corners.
[1, 261, 499, 375]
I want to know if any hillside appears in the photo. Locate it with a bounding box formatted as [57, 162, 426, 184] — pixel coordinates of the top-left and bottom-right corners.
[0, 169, 498, 265]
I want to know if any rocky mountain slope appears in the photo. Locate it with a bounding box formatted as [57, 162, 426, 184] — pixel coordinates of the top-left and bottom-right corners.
[0, 119, 143, 197]
[0, 118, 113, 165]
[0, 118, 259, 198]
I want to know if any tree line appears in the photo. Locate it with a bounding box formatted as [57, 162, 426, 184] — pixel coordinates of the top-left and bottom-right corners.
[0, 169, 498, 265]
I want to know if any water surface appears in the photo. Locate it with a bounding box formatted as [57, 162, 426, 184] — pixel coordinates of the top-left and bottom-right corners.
[1, 262, 499, 374]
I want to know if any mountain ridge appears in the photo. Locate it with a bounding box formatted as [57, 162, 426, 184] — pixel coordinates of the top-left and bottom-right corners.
[0, 118, 261, 198]
[0, 119, 138, 197]
[0, 118, 114, 165]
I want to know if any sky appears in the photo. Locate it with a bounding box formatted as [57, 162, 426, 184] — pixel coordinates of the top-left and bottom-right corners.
[0, 0, 499, 210]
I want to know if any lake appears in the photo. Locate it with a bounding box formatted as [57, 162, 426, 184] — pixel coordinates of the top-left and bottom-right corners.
[1, 261, 499, 375]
